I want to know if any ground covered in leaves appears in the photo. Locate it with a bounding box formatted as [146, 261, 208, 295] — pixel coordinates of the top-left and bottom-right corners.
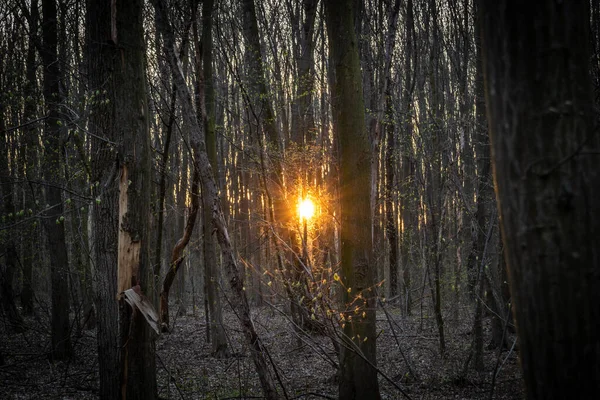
[0, 303, 524, 399]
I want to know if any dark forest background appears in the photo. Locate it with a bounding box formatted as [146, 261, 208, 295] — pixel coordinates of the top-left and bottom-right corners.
[1, 1, 599, 399]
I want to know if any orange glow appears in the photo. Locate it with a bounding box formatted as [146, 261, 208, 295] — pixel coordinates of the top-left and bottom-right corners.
[298, 198, 315, 221]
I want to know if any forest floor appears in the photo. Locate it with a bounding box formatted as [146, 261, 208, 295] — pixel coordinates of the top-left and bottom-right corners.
[0, 302, 524, 399]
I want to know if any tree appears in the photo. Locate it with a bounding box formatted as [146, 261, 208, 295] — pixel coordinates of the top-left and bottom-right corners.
[325, 0, 381, 398]
[479, 1, 600, 398]
[20, 0, 39, 316]
[87, 0, 157, 398]
[201, 0, 228, 356]
[41, 0, 72, 360]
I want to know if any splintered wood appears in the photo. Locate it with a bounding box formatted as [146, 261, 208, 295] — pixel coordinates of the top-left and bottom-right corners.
[123, 286, 160, 335]
[117, 164, 140, 296]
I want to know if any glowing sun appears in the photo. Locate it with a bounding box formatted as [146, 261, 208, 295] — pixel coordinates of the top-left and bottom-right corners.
[298, 198, 315, 221]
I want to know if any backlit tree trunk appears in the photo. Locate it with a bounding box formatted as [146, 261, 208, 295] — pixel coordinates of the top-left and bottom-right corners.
[480, 1, 600, 398]
[325, 1, 381, 398]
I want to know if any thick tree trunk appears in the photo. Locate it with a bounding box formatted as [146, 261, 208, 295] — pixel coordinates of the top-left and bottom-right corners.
[325, 1, 381, 399]
[0, 96, 24, 333]
[87, 2, 120, 396]
[41, 0, 72, 360]
[113, 0, 157, 395]
[480, 2, 600, 398]
[88, 1, 157, 398]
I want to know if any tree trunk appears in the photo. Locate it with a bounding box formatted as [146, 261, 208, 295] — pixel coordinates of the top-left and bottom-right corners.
[88, 0, 157, 398]
[325, 1, 381, 398]
[201, 0, 228, 357]
[289, 0, 318, 145]
[480, 2, 600, 398]
[399, 0, 416, 316]
[20, 0, 40, 316]
[41, 0, 72, 360]
[382, 0, 401, 299]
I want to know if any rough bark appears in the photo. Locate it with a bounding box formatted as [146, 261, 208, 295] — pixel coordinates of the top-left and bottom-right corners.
[41, 0, 72, 361]
[88, 0, 157, 398]
[0, 84, 24, 333]
[87, 1, 120, 396]
[289, 0, 318, 145]
[325, 1, 381, 398]
[480, 1, 600, 398]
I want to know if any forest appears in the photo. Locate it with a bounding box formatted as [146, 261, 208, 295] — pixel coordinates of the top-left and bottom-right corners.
[1, 0, 599, 399]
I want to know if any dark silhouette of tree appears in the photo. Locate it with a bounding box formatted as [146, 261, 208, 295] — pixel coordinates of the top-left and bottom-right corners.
[87, 0, 157, 397]
[480, 1, 600, 398]
[41, 0, 72, 360]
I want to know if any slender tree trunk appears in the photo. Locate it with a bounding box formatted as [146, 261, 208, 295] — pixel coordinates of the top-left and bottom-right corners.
[201, 0, 228, 357]
[87, 2, 119, 396]
[480, 2, 600, 398]
[381, 0, 401, 299]
[20, 0, 39, 316]
[399, 0, 417, 316]
[160, 170, 200, 332]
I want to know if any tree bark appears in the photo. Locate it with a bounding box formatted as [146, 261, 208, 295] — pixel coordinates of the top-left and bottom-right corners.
[325, 1, 381, 398]
[201, 0, 228, 357]
[41, 0, 72, 360]
[480, 1, 600, 398]
[20, 0, 40, 316]
[399, 0, 417, 316]
[289, 0, 318, 145]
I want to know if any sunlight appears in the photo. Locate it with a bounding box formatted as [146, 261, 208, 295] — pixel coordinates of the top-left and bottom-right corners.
[298, 198, 315, 221]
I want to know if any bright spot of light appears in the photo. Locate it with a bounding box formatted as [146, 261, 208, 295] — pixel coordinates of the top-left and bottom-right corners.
[298, 198, 315, 221]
